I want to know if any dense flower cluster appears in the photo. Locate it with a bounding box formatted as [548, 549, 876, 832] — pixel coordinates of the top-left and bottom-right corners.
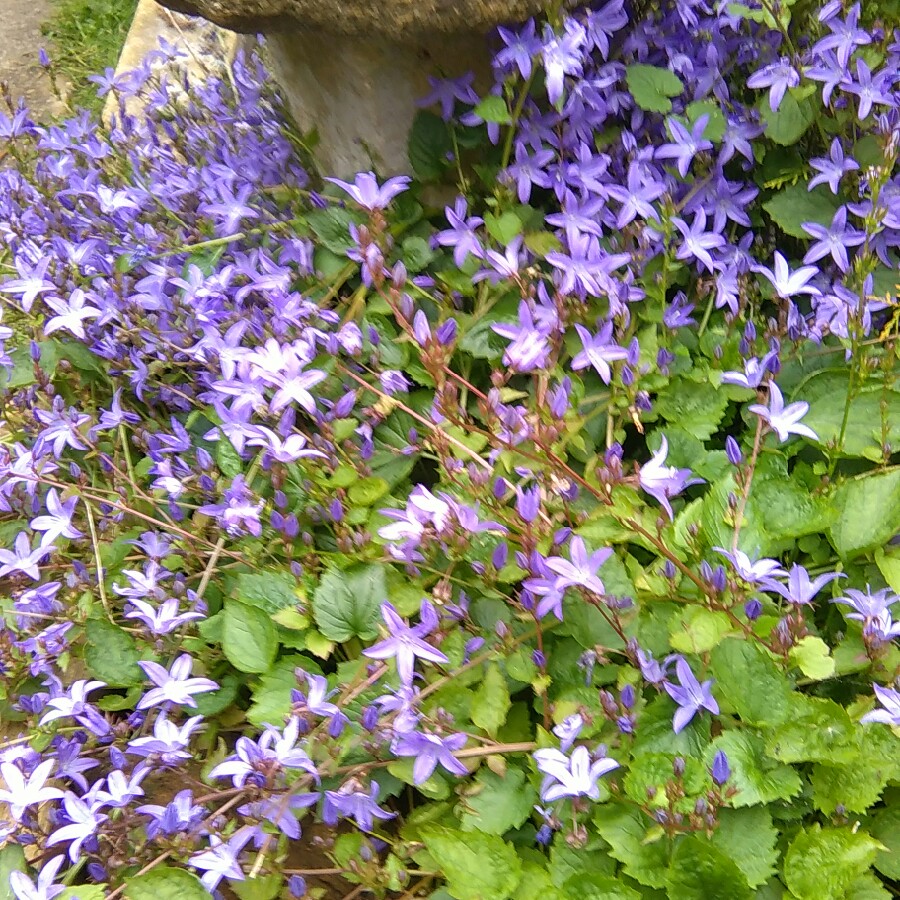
[0, 0, 899, 896]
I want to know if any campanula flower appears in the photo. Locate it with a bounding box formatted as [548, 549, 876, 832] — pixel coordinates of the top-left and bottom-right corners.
[363, 600, 449, 685]
[325, 171, 410, 210]
[533, 745, 619, 801]
[860, 685, 900, 726]
[0, 759, 64, 821]
[391, 731, 469, 784]
[136, 654, 218, 710]
[663, 657, 719, 733]
[748, 382, 818, 443]
[639, 436, 704, 519]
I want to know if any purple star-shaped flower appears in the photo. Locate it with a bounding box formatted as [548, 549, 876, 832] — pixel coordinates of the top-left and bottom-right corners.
[755, 252, 820, 299]
[748, 381, 818, 443]
[533, 745, 619, 801]
[663, 657, 719, 733]
[571, 322, 628, 383]
[391, 731, 469, 784]
[363, 600, 449, 685]
[639, 436, 703, 519]
[861, 684, 900, 726]
[747, 57, 800, 111]
[136, 654, 218, 710]
[325, 171, 410, 211]
[808, 139, 859, 194]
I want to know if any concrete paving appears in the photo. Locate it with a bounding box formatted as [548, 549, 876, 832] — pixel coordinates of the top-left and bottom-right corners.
[0, 0, 62, 117]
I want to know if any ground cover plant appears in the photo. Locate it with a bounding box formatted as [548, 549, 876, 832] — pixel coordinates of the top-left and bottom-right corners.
[1, 0, 900, 896]
[41, 0, 138, 113]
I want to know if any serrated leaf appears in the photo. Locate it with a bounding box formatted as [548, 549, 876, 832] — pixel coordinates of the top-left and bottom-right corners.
[84, 619, 142, 686]
[471, 662, 511, 737]
[653, 378, 730, 440]
[710, 808, 779, 888]
[307, 206, 361, 253]
[811, 760, 892, 814]
[247, 655, 317, 727]
[665, 835, 753, 899]
[765, 697, 857, 764]
[458, 766, 536, 834]
[669, 607, 733, 654]
[124, 866, 209, 899]
[790, 636, 835, 680]
[763, 184, 841, 238]
[408, 111, 453, 181]
[232, 874, 283, 900]
[564, 874, 640, 899]
[709, 640, 792, 726]
[626, 64, 684, 113]
[801, 371, 900, 460]
[234, 570, 298, 614]
[420, 826, 522, 900]
[783, 826, 882, 900]
[593, 804, 669, 888]
[474, 95, 512, 124]
[760, 93, 816, 145]
[347, 476, 390, 507]
[870, 805, 900, 880]
[0, 844, 26, 900]
[312, 564, 386, 642]
[222, 600, 278, 673]
[705, 731, 802, 807]
[830, 469, 900, 559]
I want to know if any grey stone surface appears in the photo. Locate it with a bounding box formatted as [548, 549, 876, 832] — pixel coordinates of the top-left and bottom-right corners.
[0, 0, 66, 118]
[155, 0, 549, 38]
[107, 0, 244, 123]
[264, 27, 489, 175]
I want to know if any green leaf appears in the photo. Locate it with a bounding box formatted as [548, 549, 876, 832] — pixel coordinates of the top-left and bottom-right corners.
[763, 184, 841, 238]
[400, 236, 435, 273]
[306, 206, 361, 253]
[875, 547, 900, 594]
[458, 766, 537, 835]
[511, 863, 567, 900]
[593, 804, 669, 888]
[653, 379, 729, 440]
[419, 826, 522, 900]
[870, 805, 900, 880]
[706, 731, 802, 806]
[682, 101, 727, 142]
[222, 600, 278, 673]
[471, 662, 511, 737]
[232, 874, 283, 900]
[801, 370, 900, 460]
[665, 835, 753, 899]
[215, 437, 244, 478]
[485, 211, 524, 245]
[766, 697, 857, 764]
[789, 636, 835, 680]
[347, 476, 390, 507]
[563, 874, 640, 899]
[60, 889, 106, 900]
[124, 866, 209, 899]
[0, 844, 26, 900]
[847, 874, 891, 900]
[783, 826, 882, 900]
[247, 654, 318, 727]
[312, 564, 386, 642]
[408, 111, 453, 181]
[474, 95, 512, 124]
[668, 607, 733, 654]
[811, 760, 892, 814]
[759, 93, 816, 145]
[84, 619, 142, 686]
[626, 64, 684, 113]
[830, 469, 900, 559]
[709, 640, 792, 726]
[710, 808, 779, 888]
[234, 570, 298, 614]
[624, 753, 704, 808]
